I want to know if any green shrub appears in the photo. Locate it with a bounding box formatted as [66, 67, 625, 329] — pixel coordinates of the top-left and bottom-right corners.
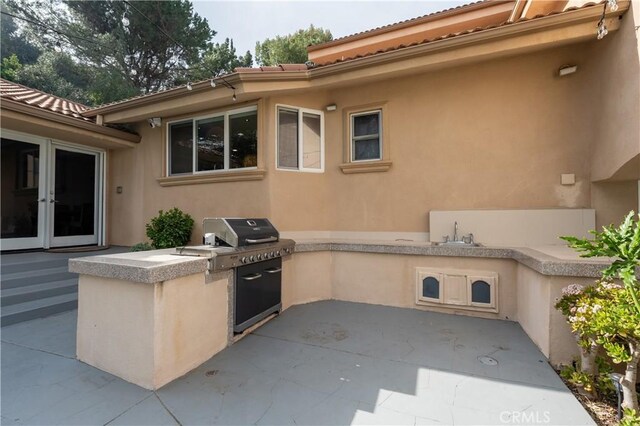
[145, 208, 194, 249]
[130, 242, 153, 252]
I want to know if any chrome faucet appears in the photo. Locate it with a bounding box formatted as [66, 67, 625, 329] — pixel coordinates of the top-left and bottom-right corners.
[453, 221, 459, 242]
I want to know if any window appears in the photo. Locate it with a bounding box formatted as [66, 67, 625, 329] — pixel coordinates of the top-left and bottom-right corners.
[276, 106, 323, 172]
[168, 106, 257, 176]
[351, 110, 381, 161]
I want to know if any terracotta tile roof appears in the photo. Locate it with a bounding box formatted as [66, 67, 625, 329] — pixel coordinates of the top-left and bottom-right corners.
[308, 0, 487, 51]
[312, 2, 603, 68]
[0, 78, 92, 121]
[235, 64, 310, 73]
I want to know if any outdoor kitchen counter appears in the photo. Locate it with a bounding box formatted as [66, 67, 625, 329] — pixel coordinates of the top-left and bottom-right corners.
[69, 248, 211, 283]
[68, 240, 628, 282]
[293, 238, 628, 278]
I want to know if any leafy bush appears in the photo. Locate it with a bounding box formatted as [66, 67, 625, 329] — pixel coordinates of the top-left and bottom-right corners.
[130, 242, 153, 252]
[145, 208, 194, 249]
[558, 211, 640, 415]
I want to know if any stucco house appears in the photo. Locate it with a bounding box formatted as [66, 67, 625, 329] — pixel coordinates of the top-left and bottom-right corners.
[1, 0, 639, 373]
[2, 0, 638, 252]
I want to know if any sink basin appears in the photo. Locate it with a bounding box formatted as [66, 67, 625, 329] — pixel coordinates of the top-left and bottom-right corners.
[433, 241, 481, 247]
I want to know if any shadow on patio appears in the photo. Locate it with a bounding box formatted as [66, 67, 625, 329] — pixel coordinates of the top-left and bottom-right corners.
[1, 300, 594, 425]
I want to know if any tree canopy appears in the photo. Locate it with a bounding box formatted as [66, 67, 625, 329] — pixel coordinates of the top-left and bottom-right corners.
[0, 0, 251, 106]
[189, 38, 252, 81]
[255, 25, 332, 66]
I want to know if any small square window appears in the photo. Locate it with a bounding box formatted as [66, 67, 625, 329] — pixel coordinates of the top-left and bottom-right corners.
[351, 110, 381, 161]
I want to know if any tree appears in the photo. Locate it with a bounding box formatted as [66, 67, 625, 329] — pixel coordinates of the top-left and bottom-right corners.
[255, 25, 332, 66]
[1, 54, 22, 80]
[0, 12, 41, 65]
[8, 0, 214, 94]
[15, 51, 93, 104]
[189, 38, 252, 81]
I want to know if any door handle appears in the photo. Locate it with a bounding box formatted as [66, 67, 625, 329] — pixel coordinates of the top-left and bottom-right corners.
[241, 273, 262, 281]
[264, 267, 282, 274]
[38, 198, 46, 202]
[49, 199, 59, 203]
[246, 236, 278, 244]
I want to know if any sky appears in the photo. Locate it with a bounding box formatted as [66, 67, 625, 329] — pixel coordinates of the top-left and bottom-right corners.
[192, 1, 469, 58]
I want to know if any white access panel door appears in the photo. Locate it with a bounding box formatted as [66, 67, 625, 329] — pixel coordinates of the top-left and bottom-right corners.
[443, 274, 468, 306]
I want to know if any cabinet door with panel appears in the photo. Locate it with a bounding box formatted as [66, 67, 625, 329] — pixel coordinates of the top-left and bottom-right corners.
[443, 274, 467, 305]
[467, 275, 497, 309]
[416, 271, 443, 304]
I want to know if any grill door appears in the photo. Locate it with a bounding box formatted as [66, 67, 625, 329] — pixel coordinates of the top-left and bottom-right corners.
[234, 258, 282, 332]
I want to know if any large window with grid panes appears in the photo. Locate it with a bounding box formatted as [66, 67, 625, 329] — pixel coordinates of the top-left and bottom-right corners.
[167, 105, 257, 176]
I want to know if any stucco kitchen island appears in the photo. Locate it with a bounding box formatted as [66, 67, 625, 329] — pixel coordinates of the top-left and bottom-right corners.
[69, 240, 620, 390]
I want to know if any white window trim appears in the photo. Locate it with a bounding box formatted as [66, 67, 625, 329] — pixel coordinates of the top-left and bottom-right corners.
[350, 109, 382, 162]
[275, 104, 325, 173]
[166, 105, 258, 176]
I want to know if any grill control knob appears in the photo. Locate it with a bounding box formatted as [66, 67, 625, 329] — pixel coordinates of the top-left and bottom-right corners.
[249, 255, 255, 262]
[270, 251, 275, 257]
[276, 250, 281, 256]
[241, 257, 247, 263]
[257, 254, 262, 260]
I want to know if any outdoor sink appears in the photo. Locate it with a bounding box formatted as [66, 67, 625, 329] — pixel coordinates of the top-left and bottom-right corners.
[433, 241, 481, 247]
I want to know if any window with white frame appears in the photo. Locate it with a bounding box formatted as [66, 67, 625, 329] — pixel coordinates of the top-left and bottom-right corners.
[276, 106, 324, 172]
[168, 106, 257, 176]
[350, 110, 381, 161]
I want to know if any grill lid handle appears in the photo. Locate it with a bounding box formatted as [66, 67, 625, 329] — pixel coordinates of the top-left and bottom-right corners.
[245, 236, 278, 244]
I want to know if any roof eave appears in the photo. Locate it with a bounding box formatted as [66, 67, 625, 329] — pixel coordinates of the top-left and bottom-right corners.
[308, 1, 621, 76]
[2, 98, 141, 144]
[307, 0, 512, 52]
[82, 2, 625, 121]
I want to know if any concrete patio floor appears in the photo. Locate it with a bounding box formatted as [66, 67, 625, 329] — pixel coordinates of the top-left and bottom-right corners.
[1, 300, 594, 425]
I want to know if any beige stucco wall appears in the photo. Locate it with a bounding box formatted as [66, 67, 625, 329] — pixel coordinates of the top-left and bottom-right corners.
[282, 252, 332, 309]
[76, 273, 228, 390]
[108, 42, 605, 245]
[330, 252, 518, 321]
[516, 265, 597, 365]
[586, 1, 640, 183]
[591, 180, 639, 229]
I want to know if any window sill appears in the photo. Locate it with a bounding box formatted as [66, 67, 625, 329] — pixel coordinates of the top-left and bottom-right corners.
[157, 169, 267, 187]
[339, 160, 392, 174]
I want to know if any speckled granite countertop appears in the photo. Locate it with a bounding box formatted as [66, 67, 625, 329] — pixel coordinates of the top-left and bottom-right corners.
[294, 238, 625, 279]
[69, 239, 633, 284]
[69, 248, 209, 284]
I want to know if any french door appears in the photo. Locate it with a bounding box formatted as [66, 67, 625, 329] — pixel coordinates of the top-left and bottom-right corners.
[1, 132, 104, 250]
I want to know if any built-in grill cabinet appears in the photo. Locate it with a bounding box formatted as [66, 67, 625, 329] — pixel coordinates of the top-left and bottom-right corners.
[176, 217, 294, 334]
[235, 257, 282, 333]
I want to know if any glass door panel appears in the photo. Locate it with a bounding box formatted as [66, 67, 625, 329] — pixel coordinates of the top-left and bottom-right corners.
[50, 147, 99, 247]
[0, 138, 46, 250]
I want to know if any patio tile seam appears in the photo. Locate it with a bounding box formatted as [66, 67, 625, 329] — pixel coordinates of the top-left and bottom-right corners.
[0, 339, 75, 360]
[102, 393, 155, 426]
[249, 332, 570, 393]
[154, 391, 183, 426]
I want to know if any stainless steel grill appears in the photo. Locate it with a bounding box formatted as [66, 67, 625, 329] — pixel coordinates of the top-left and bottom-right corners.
[175, 218, 294, 333]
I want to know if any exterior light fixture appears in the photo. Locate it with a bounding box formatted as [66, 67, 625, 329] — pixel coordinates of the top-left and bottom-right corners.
[558, 65, 578, 77]
[232, 91, 237, 101]
[210, 79, 216, 88]
[147, 117, 162, 128]
[607, 0, 618, 12]
[186, 82, 193, 91]
[597, 20, 609, 39]
[326, 104, 337, 111]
